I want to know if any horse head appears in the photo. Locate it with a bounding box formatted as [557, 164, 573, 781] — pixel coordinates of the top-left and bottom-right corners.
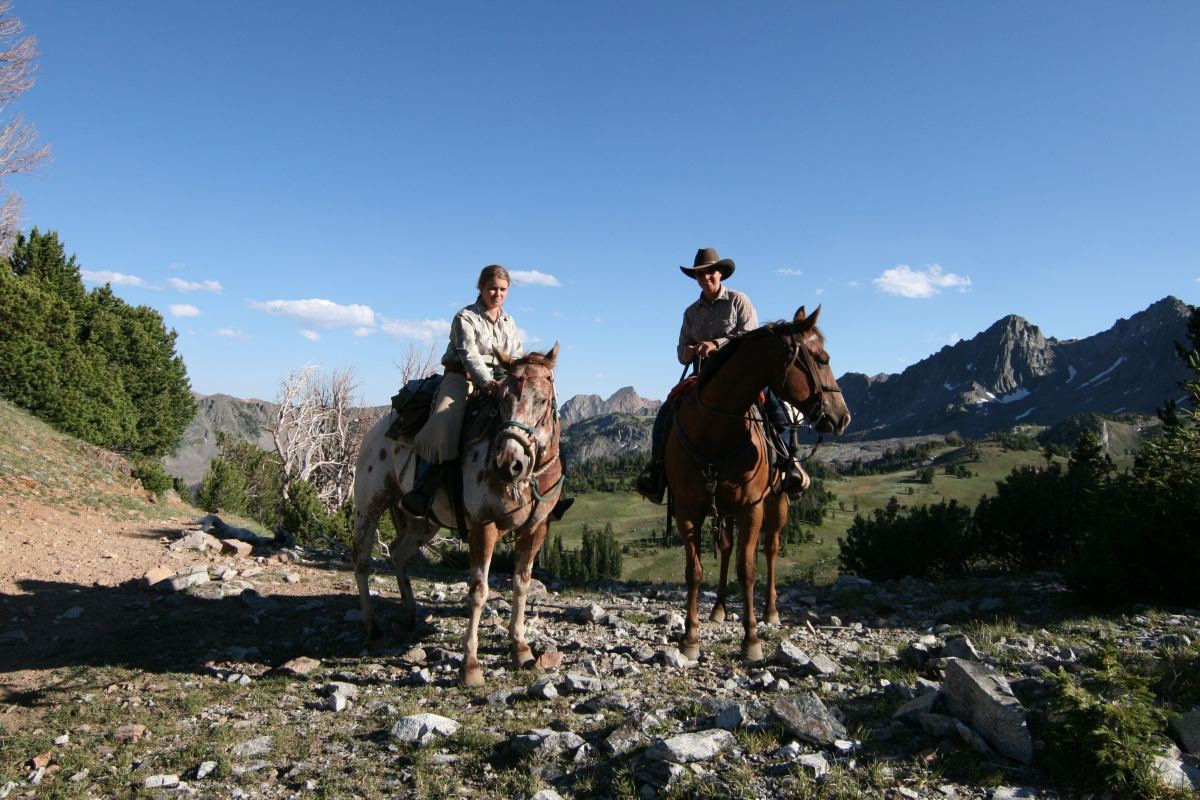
[777, 305, 851, 435]
[492, 342, 560, 484]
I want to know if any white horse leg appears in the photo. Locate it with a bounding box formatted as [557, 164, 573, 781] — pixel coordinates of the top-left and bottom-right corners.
[385, 506, 424, 642]
[351, 503, 387, 649]
[508, 519, 548, 669]
[461, 521, 498, 687]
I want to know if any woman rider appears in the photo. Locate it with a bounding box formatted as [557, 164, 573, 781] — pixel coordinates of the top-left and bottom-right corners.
[401, 265, 572, 522]
[635, 247, 808, 503]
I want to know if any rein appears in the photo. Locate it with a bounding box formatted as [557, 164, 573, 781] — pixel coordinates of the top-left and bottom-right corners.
[493, 371, 564, 513]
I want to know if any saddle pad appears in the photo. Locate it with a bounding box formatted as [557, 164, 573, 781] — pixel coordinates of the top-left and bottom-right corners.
[666, 376, 698, 406]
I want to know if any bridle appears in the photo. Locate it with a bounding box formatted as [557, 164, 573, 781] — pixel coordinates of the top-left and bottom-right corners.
[774, 330, 842, 438]
[493, 369, 564, 504]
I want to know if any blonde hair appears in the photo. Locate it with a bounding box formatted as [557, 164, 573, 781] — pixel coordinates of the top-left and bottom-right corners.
[477, 264, 511, 291]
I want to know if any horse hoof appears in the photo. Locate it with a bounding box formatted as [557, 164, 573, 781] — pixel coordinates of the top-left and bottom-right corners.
[709, 606, 726, 623]
[460, 666, 486, 687]
[512, 646, 535, 670]
[366, 636, 388, 653]
[680, 643, 701, 661]
[391, 625, 417, 644]
[766, 611, 781, 626]
[742, 641, 764, 662]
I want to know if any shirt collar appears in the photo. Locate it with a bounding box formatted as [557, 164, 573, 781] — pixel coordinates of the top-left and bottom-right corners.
[698, 285, 730, 306]
[470, 299, 505, 323]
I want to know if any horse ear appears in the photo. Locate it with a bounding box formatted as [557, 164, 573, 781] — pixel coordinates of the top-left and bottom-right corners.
[545, 341, 560, 367]
[793, 306, 806, 322]
[808, 304, 821, 326]
[495, 349, 515, 368]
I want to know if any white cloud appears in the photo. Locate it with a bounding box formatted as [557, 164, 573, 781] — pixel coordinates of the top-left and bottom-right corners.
[379, 317, 452, 342]
[777, 269, 802, 276]
[169, 277, 223, 294]
[214, 328, 251, 340]
[594, 316, 602, 323]
[553, 311, 562, 318]
[596, 373, 605, 379]
[510, 270, 561, 287]
[249, 298, 376, 328]
[168, 303, 202, 318]
[299, 329, 321, 341]
[873, 264, 971, 298]
[949, 333, 962, 345]
[848, 281, 861, 287]
[517, 327, 541, 345]
[815, 288, 824, 295]
[81, 270, 154, 288]
[168, 262, 186, 270]
[352, 327, 378, 337]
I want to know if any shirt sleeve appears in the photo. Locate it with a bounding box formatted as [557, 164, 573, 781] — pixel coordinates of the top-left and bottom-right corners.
[677, 306, 696, 365]
[452, 312, 495, 387]
[506, 316, 525, 360]
[733, 293, 759, 336]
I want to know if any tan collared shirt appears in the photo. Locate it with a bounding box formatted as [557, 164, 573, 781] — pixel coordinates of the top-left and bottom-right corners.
[441, 299, 524, 387]
[677, 285, 759, 364]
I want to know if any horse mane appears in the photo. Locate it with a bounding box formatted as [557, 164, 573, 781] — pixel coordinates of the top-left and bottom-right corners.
[510, 350, 556, 371]
[695, 320, 825, 392]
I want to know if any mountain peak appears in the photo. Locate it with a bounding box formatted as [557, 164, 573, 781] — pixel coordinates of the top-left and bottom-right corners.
[560, 386, 662, 427]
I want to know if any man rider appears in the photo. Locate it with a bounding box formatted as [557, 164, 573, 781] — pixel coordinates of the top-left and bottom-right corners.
[635, 247, 808, 504]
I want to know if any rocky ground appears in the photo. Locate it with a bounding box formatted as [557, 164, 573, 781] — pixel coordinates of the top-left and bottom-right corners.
[3, 511, 1200, 799]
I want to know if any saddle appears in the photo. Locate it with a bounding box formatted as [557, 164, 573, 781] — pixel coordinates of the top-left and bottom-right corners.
[385, 374, 444, 441]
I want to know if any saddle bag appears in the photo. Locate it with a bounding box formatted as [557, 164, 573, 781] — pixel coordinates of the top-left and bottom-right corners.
[385, 374, 444, 440]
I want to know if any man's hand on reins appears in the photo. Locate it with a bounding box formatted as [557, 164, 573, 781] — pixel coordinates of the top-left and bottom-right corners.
[695, 341, 718, 359]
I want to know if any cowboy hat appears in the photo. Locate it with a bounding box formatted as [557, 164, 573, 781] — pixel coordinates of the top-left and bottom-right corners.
[679, 247, 735, 279]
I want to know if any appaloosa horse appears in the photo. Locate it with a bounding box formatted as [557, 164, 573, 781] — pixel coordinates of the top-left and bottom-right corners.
[351, 345, 564, 686]
[665, 306, 850, 661]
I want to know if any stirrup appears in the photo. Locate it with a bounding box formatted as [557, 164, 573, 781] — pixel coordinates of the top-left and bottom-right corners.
[784, 462, 810, 499]
[635, 465, 666, 505]
[550, 497, 574, 522]
[400, 489, 435, 519]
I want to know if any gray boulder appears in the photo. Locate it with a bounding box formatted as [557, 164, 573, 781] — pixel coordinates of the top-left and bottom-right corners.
[805, 653, 839, 676]
[716, 702, 747, 730]
[941, 659, 1033, 764]
[603, 717, 642, 756]
[892, 690, 939, 723]
[941, 634, 982, 661]
[1153, 756, 1200, 790]
[1169, 708, 1200, 755]
[776, 639, 811, 667]
[390, 713, 459, 745]
[511, 729, 585, 757]
[770, 694, 848, 746]
[229, 736, 273, 757]
[645, 729, 734, 763]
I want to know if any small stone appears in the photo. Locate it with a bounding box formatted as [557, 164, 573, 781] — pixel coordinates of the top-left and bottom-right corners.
[659, 648, 694, 668]
[715, 702, 746, 730]
[535, 651, 563, 670]
[771, 694, 848, 746]
[285, 572, 300, 583]
[568, 603, 605, 623]
[777, 741, 802, 759]
[805, 653, 839, 676]
[143, 775, 180, 788]
[52, 734, 68, 745]
[564, 673, 603, 693]
[402, 646, 426, 663]
[321, 682, 358, 699]
[636, 760, 686, 791]
[28, 751, 52, 770]
[796, 752, 830, 776]
[0, 630, 28, 645]
[325, 694, 349, 712]
[977, 597, 1006, 613]
[68, 769, 88, 783]
[196, 761, 218, 780]
[1153, 756, 1200, 790]
[777, 639, 811, 667]
[531, 791, 564, 800]
[990, 788, 1039, 800]
[604, 717, 642, 755]
[230, 736, 273, 758]
[343, 609, 362, 623]
[486, 688, 515, 707]
[169, 531, 222, 552]
[142, 566, 174, 589]
[893, 690, 940, 723]
[511, 728, 585, 757]
[389, 713, 459, 745]
[752, 670, 776, 690]
[239, 588, 279, 612]
[221, 539, 254, 558]
[645, 729, 734, 763]
[277, 656, 320, 676]
[163, 570, 209, 592]
[941, 634, 982, 662]
[113, 724, 147, 742]
[529, 681, 558, 700]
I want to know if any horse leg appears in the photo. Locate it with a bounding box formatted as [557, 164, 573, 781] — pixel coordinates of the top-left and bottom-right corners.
[461, 521, 499, 687]
[351, 500, 388, 650]
[386, 506, 423, 642]
[709, 518, 733, 623]
[509, 519, 549, 670]
[735, 504, 765, 661]
[762, 496, 786, 626]
[677, 513, 705, 661]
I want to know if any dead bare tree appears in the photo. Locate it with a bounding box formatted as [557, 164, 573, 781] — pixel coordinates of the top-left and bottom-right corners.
[394, 341, 441, 384]
[0, 2, 52, 255]
[271, 363, 364, 511]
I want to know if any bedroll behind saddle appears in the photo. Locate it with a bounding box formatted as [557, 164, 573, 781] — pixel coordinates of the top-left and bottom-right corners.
[385, 374, 444, 441]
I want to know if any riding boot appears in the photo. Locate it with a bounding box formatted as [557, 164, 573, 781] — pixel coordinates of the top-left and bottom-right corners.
[550, 497, 575, 521]
[636, 402, 671, 504]
[401, 457, 445, 519]
[783, 429, 810, 498]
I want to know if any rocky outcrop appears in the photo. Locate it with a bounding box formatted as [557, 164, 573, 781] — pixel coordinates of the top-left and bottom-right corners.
[560, 386, 660, 428]
[837, 296, 1193, 439]
[941, 659, 1033, 764]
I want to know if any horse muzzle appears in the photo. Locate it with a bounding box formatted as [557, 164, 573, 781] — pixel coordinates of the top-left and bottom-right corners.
[493, 435, 534, 484]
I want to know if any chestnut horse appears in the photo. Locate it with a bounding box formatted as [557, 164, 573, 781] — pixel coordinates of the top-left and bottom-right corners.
[350, 344, 563, 686]
[666, 306, 850, 661]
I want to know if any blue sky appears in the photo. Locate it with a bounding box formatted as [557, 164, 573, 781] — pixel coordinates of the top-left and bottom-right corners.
[11, 2, 1200, 405]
